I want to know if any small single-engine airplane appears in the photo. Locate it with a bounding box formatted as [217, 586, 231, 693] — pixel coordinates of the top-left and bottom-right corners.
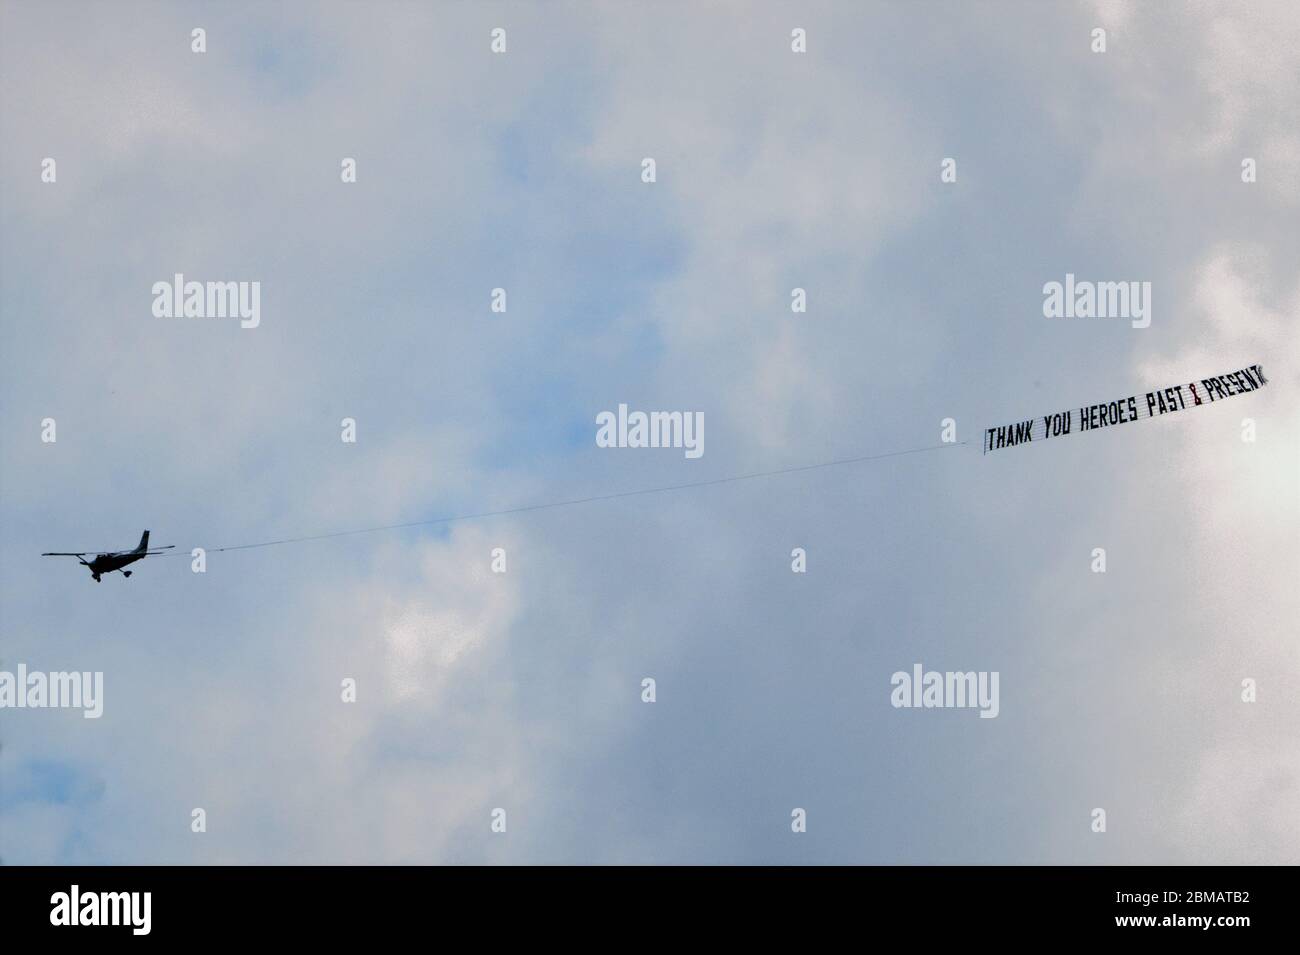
[42, 530, 174, 582]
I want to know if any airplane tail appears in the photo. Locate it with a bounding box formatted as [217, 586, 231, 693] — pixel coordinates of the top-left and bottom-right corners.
[136, 530, 150, 554]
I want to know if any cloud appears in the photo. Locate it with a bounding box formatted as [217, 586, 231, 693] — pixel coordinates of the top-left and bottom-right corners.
[1134, 247, 1300, 862]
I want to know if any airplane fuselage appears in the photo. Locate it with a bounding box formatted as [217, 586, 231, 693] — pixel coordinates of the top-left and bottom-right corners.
[88, 551, 145, 577]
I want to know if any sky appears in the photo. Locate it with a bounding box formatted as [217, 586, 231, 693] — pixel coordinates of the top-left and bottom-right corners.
[1, 0, 1296, 864]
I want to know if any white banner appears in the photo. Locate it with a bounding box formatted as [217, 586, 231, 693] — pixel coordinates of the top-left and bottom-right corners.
[984, 364, 1268, 453]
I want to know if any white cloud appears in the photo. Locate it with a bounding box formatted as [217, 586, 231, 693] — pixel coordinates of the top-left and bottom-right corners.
[1136, 247, 1300, 861]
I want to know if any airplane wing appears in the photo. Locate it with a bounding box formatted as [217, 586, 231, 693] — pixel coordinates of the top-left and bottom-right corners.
[43, 544, 175, 556]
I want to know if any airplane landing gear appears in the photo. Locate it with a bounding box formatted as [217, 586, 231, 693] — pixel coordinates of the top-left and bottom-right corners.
[92, 574, 101, 582]
[123, 571, 132, 578]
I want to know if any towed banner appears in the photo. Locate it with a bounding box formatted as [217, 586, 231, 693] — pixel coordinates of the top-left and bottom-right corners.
[984, 364, 1268, 453]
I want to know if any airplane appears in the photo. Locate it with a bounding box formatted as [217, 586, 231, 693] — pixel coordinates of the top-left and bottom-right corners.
[42, 530, 175, 582]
